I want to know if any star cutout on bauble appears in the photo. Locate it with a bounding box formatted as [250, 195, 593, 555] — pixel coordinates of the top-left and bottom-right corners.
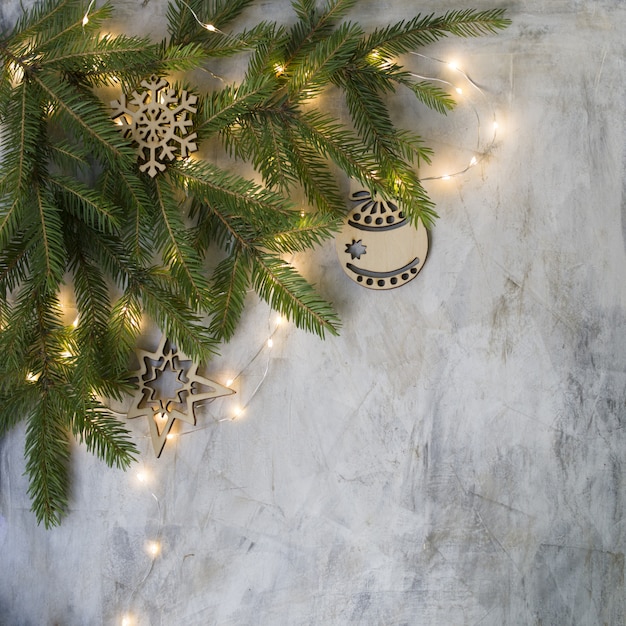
[345, 239, 367, 260]
[127, 336, 234, 457]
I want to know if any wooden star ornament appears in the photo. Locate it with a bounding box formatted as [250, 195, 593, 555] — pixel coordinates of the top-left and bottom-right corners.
[127, 336, 234, 457]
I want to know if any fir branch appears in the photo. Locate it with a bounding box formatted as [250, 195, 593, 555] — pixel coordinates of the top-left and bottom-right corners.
[32, 183, 66, 287]
[360, 9, 510, 58]
[25, 391, 71, 528]
[0, 231, 32, 293]
[207, 245, 250, 341]
[287, 21, 362, 97]
[195, 77, 276, 140]
[403, 79, 456, 115]
[69, 403, 137, 469]
[250, 251, 340, 337]
[30, 71, 135, 168]
[260, 212, 341, 254]
[138, 277, 217, 363]
[279, 116, 347, 214]
[152, 176, 212, 311]
[48, 174, 120, 233]
[286, 0, 359, 63]
[102, 167, 154, 265]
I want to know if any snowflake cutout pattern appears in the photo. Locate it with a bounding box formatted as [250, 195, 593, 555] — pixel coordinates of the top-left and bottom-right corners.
[111, 76, 198, 177]
[127, 336, 234, 457]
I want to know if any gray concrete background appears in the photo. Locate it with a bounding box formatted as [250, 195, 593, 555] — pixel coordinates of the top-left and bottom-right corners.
[1, 0, 626, 624]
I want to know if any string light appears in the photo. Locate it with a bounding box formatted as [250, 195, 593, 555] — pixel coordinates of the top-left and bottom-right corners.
[179, 0, 221, 34]
[82, 0, 95, 27]
[408, 51, 500, 182]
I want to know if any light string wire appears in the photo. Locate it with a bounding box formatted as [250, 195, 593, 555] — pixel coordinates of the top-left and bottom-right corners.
[407, 51, 499, 182]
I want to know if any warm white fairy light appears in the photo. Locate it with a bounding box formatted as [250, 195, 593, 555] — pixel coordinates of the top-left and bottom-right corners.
[82, 0, 95, 26]
[8, 62, 24, 87]
[267, 338, 273, 348]
[146, 540, 161, 557]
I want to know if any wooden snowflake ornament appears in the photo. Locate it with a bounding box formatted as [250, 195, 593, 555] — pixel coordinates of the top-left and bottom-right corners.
[127, 337, 234, 457]
[111, 76, 198, 177]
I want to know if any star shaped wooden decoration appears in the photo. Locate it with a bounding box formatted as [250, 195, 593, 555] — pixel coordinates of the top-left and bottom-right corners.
[127, 336, 234, 457]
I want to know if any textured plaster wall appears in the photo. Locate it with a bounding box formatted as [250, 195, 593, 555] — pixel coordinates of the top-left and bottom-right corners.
[1, 0, 626, 624]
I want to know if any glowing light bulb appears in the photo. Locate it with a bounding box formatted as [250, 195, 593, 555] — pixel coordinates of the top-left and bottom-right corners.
[72, 315, 79, 328]
[299, 210, 305, 218]
[147, 541, 161, 557]
[493, 121, 499, 130]
[26, 372, 39, 382]
[61, 350, 73, 359]
[9, 62, 24, 87]
[455, 87, 463, 95]
[274, 64, 285, 75]
[448, 61, 458, 71]
[267, 338, 273, 348]
[233, 406, 243, 419]
[442, 175, 451, 181]
[226, 378, 234, 387]
[469, 156, 478, 167]
[136, 472, 146, 483]
[82, 15, 89, 26]
[203, 23, 217, 32]
[166, 433, 176, 440]
[275, 315, 284, 325]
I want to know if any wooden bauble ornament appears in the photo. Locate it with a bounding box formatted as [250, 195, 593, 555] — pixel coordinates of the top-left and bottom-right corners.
[335, 189, 429, 290]
[111, 76, 198, 177]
